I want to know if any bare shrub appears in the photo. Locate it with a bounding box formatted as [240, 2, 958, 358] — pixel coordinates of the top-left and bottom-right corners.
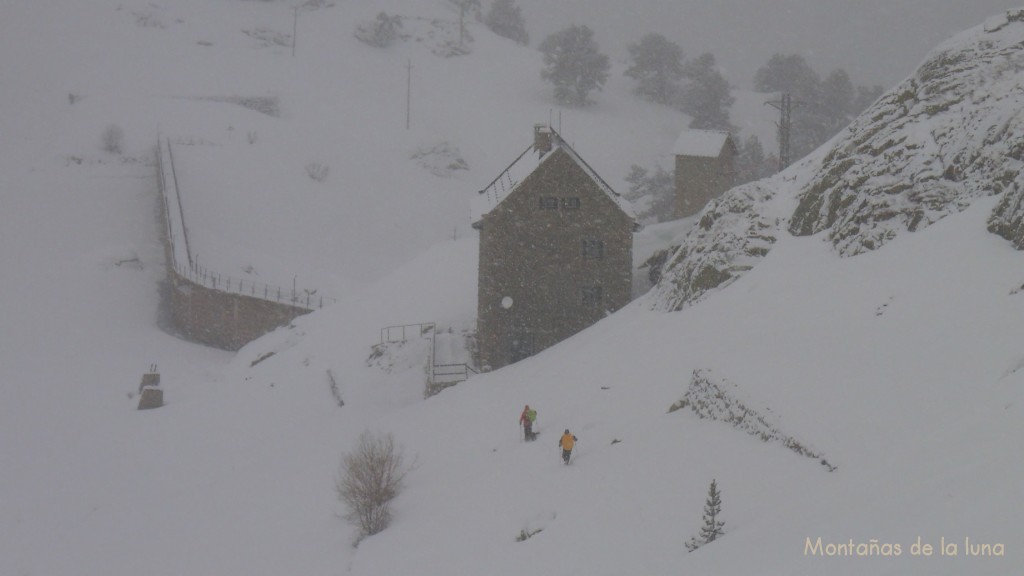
[336, 430, 410, 542]
[306, 162, 329, 182]
[101, 124, 124, 154]
[354, 12, 403, 48]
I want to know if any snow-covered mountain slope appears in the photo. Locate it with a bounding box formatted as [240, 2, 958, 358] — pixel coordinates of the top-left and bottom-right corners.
[231, 181, 1024, 576]
[653, 9, 1024, 310]
[3, 2, 1024, 576]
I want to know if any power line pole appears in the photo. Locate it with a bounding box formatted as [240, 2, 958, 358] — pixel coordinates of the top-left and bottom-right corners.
[459, 4, 465, 46]
[765, 93, 800, 172]
[292, 7, 298, 57]
[403, 58, 411, 130]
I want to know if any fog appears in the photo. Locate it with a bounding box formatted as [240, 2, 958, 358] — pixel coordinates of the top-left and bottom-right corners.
[517, 0, 1021, 88]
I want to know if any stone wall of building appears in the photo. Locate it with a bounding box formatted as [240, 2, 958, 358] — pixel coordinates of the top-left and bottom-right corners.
[477, 149, 633, 370]
[155, 142, 310, 351]
[167, 268, 308, 351]
[674, 148, 736, 218]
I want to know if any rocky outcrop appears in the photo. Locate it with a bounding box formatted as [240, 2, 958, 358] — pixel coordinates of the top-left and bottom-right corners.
[649, 181, 781, 311]
[669, 369, 835, 471]
[651, 9, 1024, 311]
[790, 9, 1024, 255]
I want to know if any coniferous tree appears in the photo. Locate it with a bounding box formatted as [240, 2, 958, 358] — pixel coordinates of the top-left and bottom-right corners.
[623, 163, 675, 224]
[734, 135, 774, 186]
[821, 69, 854, 127]
[754, 53, 821, 97]
[679, 53, 734, 131]
[755, 54, 884, 164]
[355, 12, 403, 48]
[624, 33, 685, 105]
[484, 0, 529, 45]
[686, 479, 725, 552]
[538, 25, 610, 107]
[854, 83, 885, 113]
[450, 0, 481, 46]
[754, 53, 822, 160]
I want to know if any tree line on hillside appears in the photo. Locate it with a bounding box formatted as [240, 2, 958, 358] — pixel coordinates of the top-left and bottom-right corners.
[357, 1, 886, 223]
[485, 0, 884, 223]
[541, 26, 882, 210]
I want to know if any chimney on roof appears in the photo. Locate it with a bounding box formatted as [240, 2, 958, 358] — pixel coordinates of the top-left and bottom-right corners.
[534, 124, 552, 155]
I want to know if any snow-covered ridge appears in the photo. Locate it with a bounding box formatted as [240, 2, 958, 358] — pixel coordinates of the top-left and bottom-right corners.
[651, 8, 1024, 310]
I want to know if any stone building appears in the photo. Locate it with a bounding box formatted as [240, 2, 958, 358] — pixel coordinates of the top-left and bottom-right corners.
[472, 125, 638, 371]
[673, 129, 737, 218]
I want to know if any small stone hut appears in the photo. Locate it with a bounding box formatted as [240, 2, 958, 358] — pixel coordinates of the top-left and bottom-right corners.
[472, 125, 638, 371]
[673, 129, 737, 218]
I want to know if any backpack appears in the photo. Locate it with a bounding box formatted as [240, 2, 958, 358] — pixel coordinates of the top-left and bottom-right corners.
[527, 409, 537, 422]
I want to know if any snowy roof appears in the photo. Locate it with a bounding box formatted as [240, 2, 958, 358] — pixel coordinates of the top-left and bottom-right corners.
[671, 129, 735, 158]
[471, 128, 636, 226]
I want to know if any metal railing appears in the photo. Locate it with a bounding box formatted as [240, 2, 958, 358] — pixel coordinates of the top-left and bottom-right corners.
[380, 322, 436, 344]
[157, 135, 334, 310]
[377, 322, 477, 389]
[172, 260, 331, 309]
[432, 362, 478, 384]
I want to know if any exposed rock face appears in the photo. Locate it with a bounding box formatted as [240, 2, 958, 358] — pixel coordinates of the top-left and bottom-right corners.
[790, 8, 1024, 256]
[649, 181, 780, 311]
[669, 369, 835, 471]
[651, 9, 1024, 311]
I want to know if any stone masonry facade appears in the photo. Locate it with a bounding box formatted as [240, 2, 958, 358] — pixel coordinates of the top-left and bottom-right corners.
[476, 145, 634, 370]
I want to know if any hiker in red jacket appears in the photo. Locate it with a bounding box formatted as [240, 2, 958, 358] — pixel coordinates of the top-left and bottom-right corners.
[519, 404, 537, 441]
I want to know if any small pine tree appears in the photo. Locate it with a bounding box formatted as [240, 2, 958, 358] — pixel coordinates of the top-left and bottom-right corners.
[686, 479, 725, 552]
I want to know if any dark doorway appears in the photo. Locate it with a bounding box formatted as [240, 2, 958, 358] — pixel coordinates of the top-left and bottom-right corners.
[510, 333, 535, 363]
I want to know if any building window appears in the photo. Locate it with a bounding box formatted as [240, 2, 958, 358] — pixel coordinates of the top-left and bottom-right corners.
[581, 286, 603, 307]
[561, 197, 581, 210]
[582, 239, 604, 259]
[539, 196, 558, 210]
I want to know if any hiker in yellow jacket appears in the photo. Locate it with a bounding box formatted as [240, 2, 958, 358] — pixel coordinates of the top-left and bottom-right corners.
[558, 429, 577, 464]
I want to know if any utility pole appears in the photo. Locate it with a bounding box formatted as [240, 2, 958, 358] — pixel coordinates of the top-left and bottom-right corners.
[406, 59, 413, 130]
[292, 7, 298, 57]
[765, 93, 800, 172]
